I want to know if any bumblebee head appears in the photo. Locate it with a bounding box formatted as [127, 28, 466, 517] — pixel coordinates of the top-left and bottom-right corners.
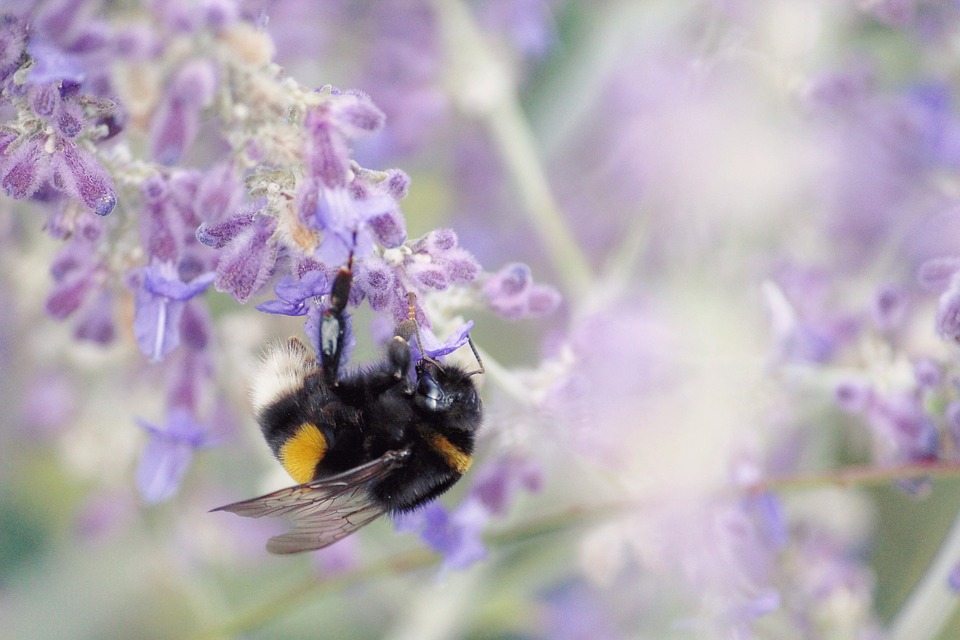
[413, 361, 482, 431]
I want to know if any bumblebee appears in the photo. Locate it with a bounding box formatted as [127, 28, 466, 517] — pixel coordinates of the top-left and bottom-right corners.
[212, 261, 483, 554]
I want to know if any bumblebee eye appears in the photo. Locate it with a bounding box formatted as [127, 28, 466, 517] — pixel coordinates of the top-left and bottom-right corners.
[416, 372, 446, 412]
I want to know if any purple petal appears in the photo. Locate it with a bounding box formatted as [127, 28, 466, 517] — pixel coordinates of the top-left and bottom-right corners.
[170, 58, 218, 106]
[949, 563, 960, 593]
[50, 142, 117, 216]
[408, 262, 449, 290]
[213, 216, 278, 303]
[136, 435, 193, 503]
[56, 101, 86, 138]
[196, 209, 257, 249]
[918, 257, 960, 291]
[73, 291, 116, 344]
[143, 264, 215, 300]
[2, 136, 49, 201]
[305, 116, 350, 188]
[30, 83, 60, 117]
[368, 209, 407, 248]
[255, 270, 329, 316]
[149, 96, 197, 165]
[134, 289, 185, 361]
[936, 285, 960, 341]
[0, 14, 27, 81]
[385, 169, 410, 199]
[24, 38, 86, 86]
[141, 177, 184, 261]
[527, 285, 562, 316]
[330, 91, 386, 137]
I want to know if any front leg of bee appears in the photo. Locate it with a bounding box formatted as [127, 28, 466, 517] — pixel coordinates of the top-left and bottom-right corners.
[320, 265, 352, 385]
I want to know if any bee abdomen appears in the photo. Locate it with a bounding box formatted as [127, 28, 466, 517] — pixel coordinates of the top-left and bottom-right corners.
[279, 422, 328, 484]
[422, 431, 473, 475]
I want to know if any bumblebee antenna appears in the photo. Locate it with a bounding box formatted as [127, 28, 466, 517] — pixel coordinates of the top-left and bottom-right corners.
[465, 335, 485, 377]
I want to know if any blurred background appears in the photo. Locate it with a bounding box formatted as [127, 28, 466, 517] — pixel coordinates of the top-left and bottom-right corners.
[4, 0, 960, 638]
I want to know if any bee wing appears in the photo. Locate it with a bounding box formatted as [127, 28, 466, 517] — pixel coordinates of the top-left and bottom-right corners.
[212, 448, 410, 554]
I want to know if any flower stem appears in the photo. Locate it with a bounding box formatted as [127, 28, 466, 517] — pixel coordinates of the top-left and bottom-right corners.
[188, 503, 608, 639]
[432, 0, 594, 297]
[746, 460, 960, 493]
[887, 508, 960, 640]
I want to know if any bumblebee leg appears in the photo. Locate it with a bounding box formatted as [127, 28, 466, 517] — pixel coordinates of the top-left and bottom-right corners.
[385, 336, 413, 394]
[320, 263, 352, 385]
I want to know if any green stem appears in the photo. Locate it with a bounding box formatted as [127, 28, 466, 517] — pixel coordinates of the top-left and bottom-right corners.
[888, 509, 960, 640]
[747, 460, 960, 493]
[432, 0, 594, 297]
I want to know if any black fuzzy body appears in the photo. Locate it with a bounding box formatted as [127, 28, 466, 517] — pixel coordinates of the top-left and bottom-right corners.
[258, 356, 481, 514]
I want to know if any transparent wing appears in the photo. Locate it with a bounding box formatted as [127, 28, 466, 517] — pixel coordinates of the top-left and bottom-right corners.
[212, 448, 410, 554]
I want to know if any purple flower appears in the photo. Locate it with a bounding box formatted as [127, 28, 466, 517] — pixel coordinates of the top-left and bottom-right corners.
[136, 407, 213, 504]
[50, 140, 118, 216]
[541, 582, 625, 640]
[73, 290, 116, 344]
[0, 14, 27, 83]
[834, 381, 872, 414]
[303, 92, 385, 188]
[482, 262, 561, 319]
[210, 214, 278, 304]
[255, 270, 329, 316]
[351, 229, 481, 326]
[149, 59, 218, 164]
[935, 280, 960, 341]
[140, 175, 185, 261]
[950, 562, 960, 593]
[409, 321, 475, 362]
[913, 358, 941, 389]
[133, 260, 216, 362]
[946, 401, 960, 456]
[918, 256, 960, 290]
[394, 501, 488, 571]
[394, 456, 541, 571]
[866, 391, 939, 466]
[1, 136, 49, 201]
[872, 284, 907, 333]
[305, 184, 395, 266]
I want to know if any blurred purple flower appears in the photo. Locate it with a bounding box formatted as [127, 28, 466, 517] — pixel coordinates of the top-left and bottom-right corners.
[393, 456, 541, 571]
[950, 562, 960, 593]
[150, 58, 218, 164]
[935, 280, 960, 341]
[871, 284, 908, 333]
[918, 256, 960, 290]
[133, 260, 215, 362]
[1, 136, 49, 201]
[136, 407, 214, 504]
[866, 391, 939, 465]
[834, 381, 873, 414]
[483, 262, 561, 319]
[0, 14, 27, 83]
[73, 290, 116, 344]
[541, 582, 624, 640]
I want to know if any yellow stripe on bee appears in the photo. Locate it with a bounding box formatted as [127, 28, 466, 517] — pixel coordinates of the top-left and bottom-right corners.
[425, 432, 472, 475]
[279, 423, 328, 484]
